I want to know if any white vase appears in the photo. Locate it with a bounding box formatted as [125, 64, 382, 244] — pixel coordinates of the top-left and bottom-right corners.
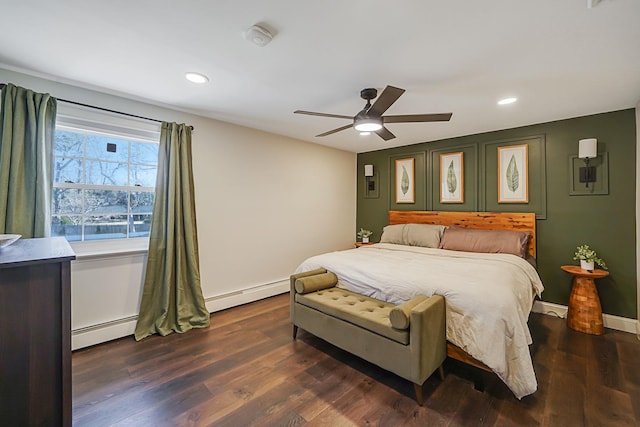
[362, 237, 369, 244]
[580, 260, 594, 271]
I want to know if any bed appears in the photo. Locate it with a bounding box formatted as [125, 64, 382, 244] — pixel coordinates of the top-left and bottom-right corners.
[295, 210, 544, 399]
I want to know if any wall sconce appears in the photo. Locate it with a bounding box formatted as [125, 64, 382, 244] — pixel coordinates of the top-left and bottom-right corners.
[578, 138, 597, 187]
[364, 164, 374, 177]
[364, 164, 376, 192]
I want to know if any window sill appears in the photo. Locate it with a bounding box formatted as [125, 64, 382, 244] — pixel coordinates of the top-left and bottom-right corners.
[70, 238, 149, 260]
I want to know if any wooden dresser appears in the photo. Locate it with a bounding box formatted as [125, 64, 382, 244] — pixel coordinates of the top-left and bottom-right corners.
[0, 237, 75, 427]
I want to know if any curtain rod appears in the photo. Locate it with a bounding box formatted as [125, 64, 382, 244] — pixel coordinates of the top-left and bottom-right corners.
[0, 83, 194, 131]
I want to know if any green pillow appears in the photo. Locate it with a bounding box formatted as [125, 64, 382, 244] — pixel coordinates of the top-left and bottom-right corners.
[295, 272, 338, 294]
[389, 295, 429, 329]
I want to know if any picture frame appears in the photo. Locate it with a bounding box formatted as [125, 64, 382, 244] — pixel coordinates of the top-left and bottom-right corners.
[440, 152, 464, 203]
[498, 144, 528, 203]
[395, 158, 415, 203]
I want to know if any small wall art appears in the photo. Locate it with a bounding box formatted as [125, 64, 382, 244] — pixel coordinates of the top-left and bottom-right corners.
[440, 152, 464, 203]
[498, 144, 528, 203]
[395, 157, 415, 203]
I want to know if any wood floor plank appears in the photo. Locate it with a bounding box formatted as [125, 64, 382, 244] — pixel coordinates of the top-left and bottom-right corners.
[211, 376, 310, 427]
[177, 345, 329, 425]
[541, 351, 587, 426]
[360, 395, 419, 427]
[584, 384, 636, 427]
[108, 383, 214, 427]
[628, 384, 640, 422]
[290, 354, 368, 422]
[449, 385, 495, 426]
[172, 365, 279, 426]
[557, 321, 594, 357]
[304, 376, 379, 426]
[71, 295, 640, 427]
[587, 332, 625, 392]
[75, 329, 290, 423]
[492, 399, 540, 427]
[72, 329, 273, 416]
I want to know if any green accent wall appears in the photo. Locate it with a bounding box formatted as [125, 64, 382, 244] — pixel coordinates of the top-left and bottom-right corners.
[357, 109, 637, 319]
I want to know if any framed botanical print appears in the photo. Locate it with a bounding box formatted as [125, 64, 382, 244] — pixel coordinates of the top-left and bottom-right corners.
[440, 152, 464, 203]
[498, 144, 528, 203]
[395, 158, 415, 203]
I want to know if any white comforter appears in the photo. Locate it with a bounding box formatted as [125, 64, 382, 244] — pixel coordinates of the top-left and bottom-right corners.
[295, 243, 544, 399]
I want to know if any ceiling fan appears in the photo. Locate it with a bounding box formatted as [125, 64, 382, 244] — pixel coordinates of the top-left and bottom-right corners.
[294, 85, 452, 141]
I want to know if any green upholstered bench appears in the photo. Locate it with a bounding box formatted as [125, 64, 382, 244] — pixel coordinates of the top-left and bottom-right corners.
[290, 268, 446, 405]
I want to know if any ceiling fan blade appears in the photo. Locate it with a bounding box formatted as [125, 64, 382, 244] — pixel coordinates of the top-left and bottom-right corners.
[375, 126, 396, 141]
[367, 86, 405, 117]
[383, 113, 453, 123]
[316, 124, 353, 137]
[294, 110, 353, 120]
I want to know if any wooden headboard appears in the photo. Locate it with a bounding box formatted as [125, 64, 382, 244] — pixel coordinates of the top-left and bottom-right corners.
[388, 210, 537, 258]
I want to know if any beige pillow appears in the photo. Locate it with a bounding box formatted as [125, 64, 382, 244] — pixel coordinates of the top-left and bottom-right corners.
[389, 295, 429, 329]
[379, 224, 407, 245]
[405, 223, 446, 248]
[439, 227, 530, 258]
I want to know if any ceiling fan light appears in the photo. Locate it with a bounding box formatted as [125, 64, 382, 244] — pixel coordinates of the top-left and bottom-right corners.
[354, 118, 382, 132]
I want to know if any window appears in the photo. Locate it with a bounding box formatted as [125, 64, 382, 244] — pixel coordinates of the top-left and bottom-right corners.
[52, 105, 160, 242]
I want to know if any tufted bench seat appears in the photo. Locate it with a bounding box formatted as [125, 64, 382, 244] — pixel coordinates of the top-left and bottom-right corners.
[295, 287, 409, 344]
[290, 268, 446, 405]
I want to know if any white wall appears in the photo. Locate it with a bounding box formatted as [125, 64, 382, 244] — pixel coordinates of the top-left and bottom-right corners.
[0, 68, 357, 348]
[193, 116, 356, 298]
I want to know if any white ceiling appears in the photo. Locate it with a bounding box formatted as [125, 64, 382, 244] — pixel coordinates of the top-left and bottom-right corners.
[1, 0, 639, 153]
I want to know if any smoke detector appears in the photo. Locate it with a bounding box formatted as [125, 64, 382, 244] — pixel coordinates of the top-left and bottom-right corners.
[244, 25, 273, 47]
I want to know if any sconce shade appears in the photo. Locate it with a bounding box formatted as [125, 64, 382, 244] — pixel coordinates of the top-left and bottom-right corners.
[364, 164, 374, 177]
[579, 138, 597, 159]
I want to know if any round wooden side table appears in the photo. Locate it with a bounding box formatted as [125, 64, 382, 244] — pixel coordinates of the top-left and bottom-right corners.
[561, 265, 609, 335]
[354, 242, 374, 248]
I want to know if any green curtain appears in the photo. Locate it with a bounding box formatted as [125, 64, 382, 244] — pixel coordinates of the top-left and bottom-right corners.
[134, 122, 210, 341]
[0, 83, 57, 237]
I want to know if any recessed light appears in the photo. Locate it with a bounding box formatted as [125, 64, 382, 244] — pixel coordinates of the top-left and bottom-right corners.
[498, 97, 517, 105]
[185, 72, 209, 84]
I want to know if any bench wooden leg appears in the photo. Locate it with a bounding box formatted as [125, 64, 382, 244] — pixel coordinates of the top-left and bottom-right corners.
[438, 364, 445, 381]
[292, 325, 298, 340]
[413, 383, 424, 406]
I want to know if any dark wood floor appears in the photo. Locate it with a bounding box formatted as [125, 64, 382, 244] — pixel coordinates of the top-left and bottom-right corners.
[72, 294, 640, 426]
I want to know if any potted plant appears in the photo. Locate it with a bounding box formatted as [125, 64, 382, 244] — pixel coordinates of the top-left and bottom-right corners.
[573, 244, 607, 272]
[357, 228, 373, 244]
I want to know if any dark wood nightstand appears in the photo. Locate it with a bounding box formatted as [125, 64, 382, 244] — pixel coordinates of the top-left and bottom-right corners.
[561, 265, 609, 335]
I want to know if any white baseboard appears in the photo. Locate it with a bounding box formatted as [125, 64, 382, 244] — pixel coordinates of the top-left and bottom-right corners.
[204, 280, 289, 313]
[72, 316, 138, 350]
[532, 300, 639, 335]
[71, 279, 289, 351]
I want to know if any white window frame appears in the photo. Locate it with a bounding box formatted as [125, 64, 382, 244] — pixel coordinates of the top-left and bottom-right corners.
[54, 103, 161, 256]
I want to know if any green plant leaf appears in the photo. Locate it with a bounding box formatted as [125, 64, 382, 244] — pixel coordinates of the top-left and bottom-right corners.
[401, 166, 410, 195]
[573, 244, 607, 269]
[356, 228, 373, 238]
[447, 160, 457, 194]
[506, 155, 519, 192]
